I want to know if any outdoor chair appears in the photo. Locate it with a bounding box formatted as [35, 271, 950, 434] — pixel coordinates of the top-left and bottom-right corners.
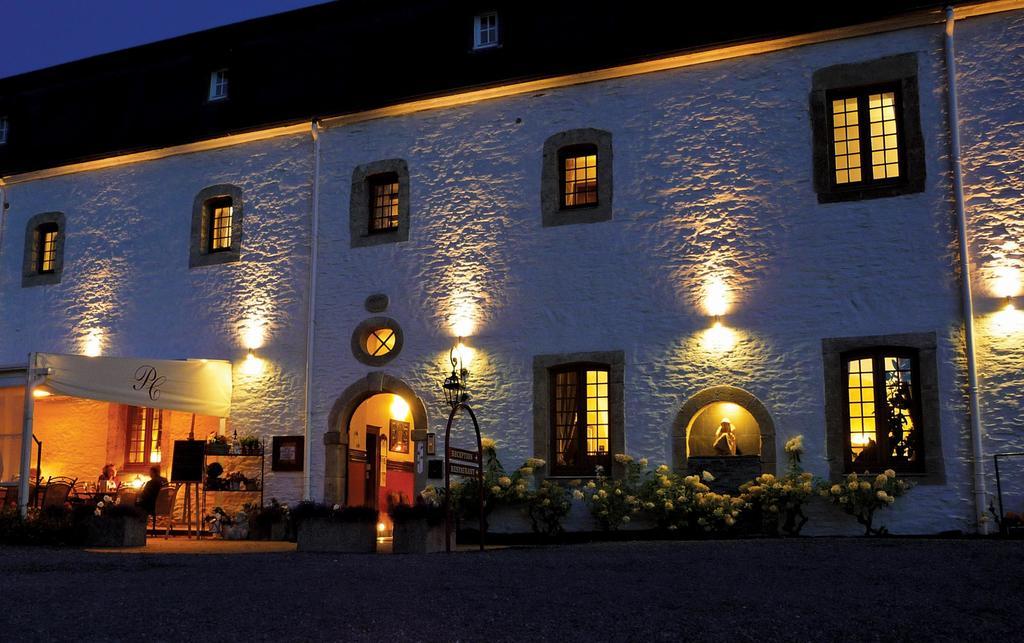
[40, 476, 76, 509]
[150, 484, 178, 538]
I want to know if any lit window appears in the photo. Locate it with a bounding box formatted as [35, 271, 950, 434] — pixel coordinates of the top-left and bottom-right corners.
[209, 69, 229, 101]
[0, 116, 8, 144]
[36, 223, 59, 274]
[365, 328, 396, 357]
[844, 350, 922, 473]
[829, 87, 901, 187]
[551, 364, 611, 476]
[126, 406, 162, 469]
[204, 196, 233, 252]
[368, 174, 400, 233]
[473, 12, 499, 49]
[560, 145, 599, 209]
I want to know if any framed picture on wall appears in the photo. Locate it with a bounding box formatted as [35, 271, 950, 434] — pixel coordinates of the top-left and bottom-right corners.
[389, 419, 410, 454]
[272, 435, 304, 472]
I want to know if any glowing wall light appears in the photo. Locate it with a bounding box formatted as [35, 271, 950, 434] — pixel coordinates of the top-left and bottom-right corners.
[390, 395, 410, 420]
[704, 277, 729, 319]
[240, 352, 265, 377]
[242, 317, 266, 350]
[700, 322, 737, 352]
[993, 266, 1021, 306]
[83, 329, 103, 357]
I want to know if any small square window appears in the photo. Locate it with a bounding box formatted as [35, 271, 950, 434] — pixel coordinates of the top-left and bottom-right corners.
[368, 173, 400, 233]
[473, 12, 499, 49]
[209, 69, 229, 101]
[559, 145, 599, 209]
[0, 117, 8, 145]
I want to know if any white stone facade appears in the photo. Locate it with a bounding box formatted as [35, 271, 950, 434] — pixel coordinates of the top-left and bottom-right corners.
[2, 10, 1022, 534]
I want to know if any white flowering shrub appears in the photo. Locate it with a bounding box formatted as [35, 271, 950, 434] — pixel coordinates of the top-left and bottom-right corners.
[818, 470, 912, 535]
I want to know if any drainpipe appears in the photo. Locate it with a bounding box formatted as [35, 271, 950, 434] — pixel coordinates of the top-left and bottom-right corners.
[945, 6, 988, 534]
[0, 182, 8, 266]
[302, 120, 322, 501]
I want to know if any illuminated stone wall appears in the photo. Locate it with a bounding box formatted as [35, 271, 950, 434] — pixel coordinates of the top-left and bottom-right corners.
[957, 10, 1024, 519]
[308, 16, 1024, 535]
[0, 135, 313, 504]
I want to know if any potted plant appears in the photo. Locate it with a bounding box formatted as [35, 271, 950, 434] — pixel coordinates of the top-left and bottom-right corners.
[247, 499, 289, 540]
[240, 436, 262, 455]
[206, 433, 230, 455]
[81, 497, 147, 547]
[206, 506, 249, 539]
[389, 487, 450, 554]
[293, 501, 378, 553]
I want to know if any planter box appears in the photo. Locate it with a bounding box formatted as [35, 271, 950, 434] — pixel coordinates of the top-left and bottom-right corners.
[249, 521, 289, 541]
[297, 519, 377, 553]
[392, 520, 450, 554]
[85, 515, 147, 548]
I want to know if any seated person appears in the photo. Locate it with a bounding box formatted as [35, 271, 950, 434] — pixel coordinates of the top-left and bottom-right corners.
[713, 418, 740, 456]
[98, 463, 120, 491]
[136, 465, 167, 516]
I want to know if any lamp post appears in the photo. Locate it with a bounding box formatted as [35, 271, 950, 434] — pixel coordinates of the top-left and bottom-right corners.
[439, 336, 483, 552]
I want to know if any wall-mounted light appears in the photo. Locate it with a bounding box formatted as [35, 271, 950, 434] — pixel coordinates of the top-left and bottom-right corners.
[442, 337, 470, 409]
[993, 266, 1020, 309]
[82, 328, 103, 357]
[390, 395, 410, 420]
[32, 389, 51, 399]
[704, 277, 729, 322]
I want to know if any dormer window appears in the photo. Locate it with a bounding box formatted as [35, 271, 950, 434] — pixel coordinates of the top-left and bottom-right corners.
[208, 69, 229, 101]
[0, 116, 8, 144]
[473, 12, 499, 49]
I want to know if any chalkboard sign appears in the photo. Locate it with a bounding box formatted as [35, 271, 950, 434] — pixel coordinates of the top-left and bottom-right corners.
[171, 440, 206, 482]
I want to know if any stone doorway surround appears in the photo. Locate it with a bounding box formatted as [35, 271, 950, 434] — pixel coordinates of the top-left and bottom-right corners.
[323, 372, 430, 506]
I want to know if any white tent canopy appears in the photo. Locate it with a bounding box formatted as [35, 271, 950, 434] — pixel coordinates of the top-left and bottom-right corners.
[16, 352, 232, 514]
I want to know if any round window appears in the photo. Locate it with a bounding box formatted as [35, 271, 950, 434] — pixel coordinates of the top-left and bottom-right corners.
[352, 317, 403, 366]
[365, 328, 397, 357]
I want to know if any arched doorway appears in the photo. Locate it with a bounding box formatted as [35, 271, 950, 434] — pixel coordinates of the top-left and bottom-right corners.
[323, 373, 429, 507]
[345, 393, 415, 512]
[671, 386, 776, 489]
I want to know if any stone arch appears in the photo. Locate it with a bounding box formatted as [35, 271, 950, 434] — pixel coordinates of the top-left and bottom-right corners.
[671, 385, 776, 475]
[322, 372, 429, 505]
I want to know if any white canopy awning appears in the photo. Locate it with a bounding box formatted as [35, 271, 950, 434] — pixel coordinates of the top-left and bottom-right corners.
[36, 352, 233, 418]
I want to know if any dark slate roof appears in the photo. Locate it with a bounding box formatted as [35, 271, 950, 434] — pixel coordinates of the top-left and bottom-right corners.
[0, 1, 961, 176]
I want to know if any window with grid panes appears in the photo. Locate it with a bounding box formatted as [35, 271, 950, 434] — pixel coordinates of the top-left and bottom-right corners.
[368, 173, 400, 233]
[844, 349, 923, 473]
[206, 197, 233, 252]
[36, 223, 59, 273]
[559, 144, 599, 209]
[551, 364, 611, 476]
[829, 86, 903, 189]
[209, 69, 229, 101]
[125, 406, 162, 470]
[0, 116, 8, 144]
[474, 12, 499, 49]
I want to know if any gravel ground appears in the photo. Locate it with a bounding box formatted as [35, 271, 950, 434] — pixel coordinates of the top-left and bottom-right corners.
[0, 538, 1021, 642]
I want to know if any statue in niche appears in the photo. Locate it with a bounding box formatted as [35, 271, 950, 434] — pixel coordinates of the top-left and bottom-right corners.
[713, 418, 740, 456]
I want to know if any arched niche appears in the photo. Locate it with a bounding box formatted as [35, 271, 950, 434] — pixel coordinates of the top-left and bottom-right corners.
[671, 385, 776, 479]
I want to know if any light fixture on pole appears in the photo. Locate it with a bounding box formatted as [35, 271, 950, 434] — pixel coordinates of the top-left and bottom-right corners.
[442, 338, 469, 409]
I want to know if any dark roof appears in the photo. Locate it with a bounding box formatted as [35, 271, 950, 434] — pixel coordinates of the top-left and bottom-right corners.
[0, 1, 960, 176]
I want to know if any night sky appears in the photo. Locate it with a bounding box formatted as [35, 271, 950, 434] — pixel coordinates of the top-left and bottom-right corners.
[1, 0, 329, 79]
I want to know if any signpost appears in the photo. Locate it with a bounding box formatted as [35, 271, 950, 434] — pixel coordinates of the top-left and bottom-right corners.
[443, 402, 484, 552]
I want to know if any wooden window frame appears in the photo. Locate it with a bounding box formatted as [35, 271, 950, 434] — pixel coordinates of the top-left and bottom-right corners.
[124, 406, 163, 473]
[841, 347, 924, 475]
[367, 172, 401, 234]
[22, 211, 65, 287]
[549, 362, 612, 477]
[35, 222, 59, 274]
[205, 196, 234, 253]
[826, 83, 907, 195]
[558, 143, 600, 211]
[190, 184, 243, 267]
[810, 53, 925, 203]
